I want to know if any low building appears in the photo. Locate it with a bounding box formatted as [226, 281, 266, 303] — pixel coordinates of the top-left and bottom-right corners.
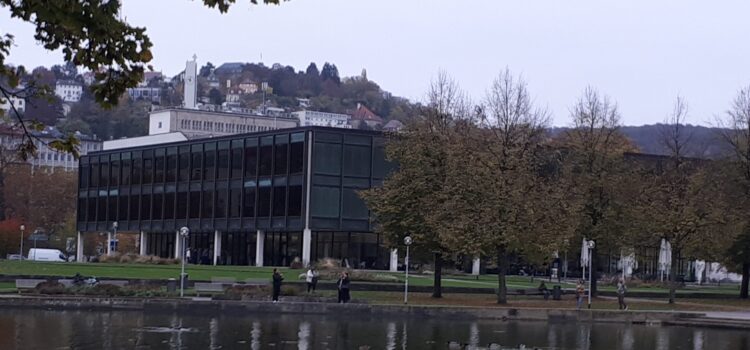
[0, 125, 100, 171]
[0, 94, 25, 114]
[382, 119, 404, 132]
[103, 132, 188, 151]
[148, 108, 298, 139]
[75, 126, 395, 269]
[350, 104, 383, 129]
[55, 80, 83, 103]
[291, 110, 351, 129]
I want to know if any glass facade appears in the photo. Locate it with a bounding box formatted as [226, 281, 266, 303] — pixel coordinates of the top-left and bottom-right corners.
[77, 127, 393, 267]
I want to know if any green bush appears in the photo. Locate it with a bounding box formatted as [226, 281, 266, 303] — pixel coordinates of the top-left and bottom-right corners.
[33, 281, 66, 295]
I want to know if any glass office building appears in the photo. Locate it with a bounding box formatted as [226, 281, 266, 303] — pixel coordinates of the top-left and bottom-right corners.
[75, 127, 395, 269]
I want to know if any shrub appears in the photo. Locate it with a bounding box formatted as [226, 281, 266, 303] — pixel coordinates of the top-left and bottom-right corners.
[34, 281, 66, 295]
[97, 253, 177, 265]
[290, 257, 304, 269]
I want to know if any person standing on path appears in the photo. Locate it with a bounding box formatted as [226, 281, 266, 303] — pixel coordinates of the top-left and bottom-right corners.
[337, 271, 351, 303]
[272, 268, 284, 302]
[306, 267, 316, 293]
[576, 280, 585, 310]
[617, 278, 628, 310]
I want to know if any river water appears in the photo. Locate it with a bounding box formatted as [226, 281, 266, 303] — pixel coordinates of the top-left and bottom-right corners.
[0, 308, 748, 350]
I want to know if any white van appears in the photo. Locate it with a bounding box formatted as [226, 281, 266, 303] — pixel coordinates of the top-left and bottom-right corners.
[28, 248, 66, 262]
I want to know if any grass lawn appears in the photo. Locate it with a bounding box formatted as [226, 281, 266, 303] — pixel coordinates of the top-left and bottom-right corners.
[0, 281, 15, 293]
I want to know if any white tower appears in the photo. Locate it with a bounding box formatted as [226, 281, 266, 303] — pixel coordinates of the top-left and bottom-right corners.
[184, 55, 197, 109]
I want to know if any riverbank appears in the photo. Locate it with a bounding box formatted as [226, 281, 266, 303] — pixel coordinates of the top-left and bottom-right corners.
[2, 294, 750, 331]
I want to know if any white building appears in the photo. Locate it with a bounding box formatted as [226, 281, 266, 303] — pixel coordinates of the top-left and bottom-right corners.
[0, 95, 25, 114]
[55, 80, 83, 103]
[0, 125, 100, 171]
[148, 108, 298, 139]
[184, 56, 198, 109]
[291, 110, 351, 129]
[103, 132, 187, 151]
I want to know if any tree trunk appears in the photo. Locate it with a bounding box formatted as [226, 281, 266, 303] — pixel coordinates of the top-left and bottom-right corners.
[496, 246, 508, 304]
[668, 255, 678, 304]
[590, 246, 598, 297]
[0, 171, 5, 221]
[740, 262, 750, 299]
[432, 252, 443, 298]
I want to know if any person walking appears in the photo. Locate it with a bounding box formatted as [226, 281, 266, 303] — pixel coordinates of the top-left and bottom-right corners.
[538, 281, 550, 301]
[617, 278, 628, 310]
[337, 271, 351, 303]
[306, 267, 315, 293]
[272, 268, 284, 302]
[576, 280, 585, 310]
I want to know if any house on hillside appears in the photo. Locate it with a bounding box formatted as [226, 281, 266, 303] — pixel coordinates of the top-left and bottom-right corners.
[382, 119, 404, 132]
[55, 80, 83, 103]
[350, 103, 383, 129]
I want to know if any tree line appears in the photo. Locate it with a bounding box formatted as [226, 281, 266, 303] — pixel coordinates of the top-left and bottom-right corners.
[362, 69, 750, 303]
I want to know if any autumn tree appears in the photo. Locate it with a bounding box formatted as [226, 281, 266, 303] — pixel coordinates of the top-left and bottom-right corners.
[715, 86, 750, 298]
[558, 87, 636, 297]
[437, 69, 557, 304]
[362, 72, 470, 298]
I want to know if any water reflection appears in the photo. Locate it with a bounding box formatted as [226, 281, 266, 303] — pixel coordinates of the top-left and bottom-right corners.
[0, 308, 748, 350]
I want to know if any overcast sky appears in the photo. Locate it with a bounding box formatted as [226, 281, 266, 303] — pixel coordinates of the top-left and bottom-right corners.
[4, 0, 750, 126]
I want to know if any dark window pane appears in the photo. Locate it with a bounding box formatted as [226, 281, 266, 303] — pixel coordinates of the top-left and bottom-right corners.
[178, 151, 190, 181]
[311, 186, 340, 218]
[258, 186, 271, 217]
[132, 156, 142, 185]
[141, 194, 152, 220]
[152, 193, 163, 220]
[272, 186, 286, 216]
[107, 196, 117, 221]
[176, 192, 188, 219]
[164, 193, 175, 220]
[166, 154, 177, 182]
[189, 191, 201, 218]
[90, 162, 100, 187]
[129, 194, 139, 221]
[343, 145, 371, 177]
[97, 196, 107, 221]
[191, 152, 202, 181]
[313, 142, 341, 175]
[217, 149, 230, 179]
[274, 137, 288, 175]
[80, 164, 90, 189]
[244, 144, 257, 177]
[121, 159, 131, 185]
[100, 159, 109, 187]
[202, 190, 214, 218]
[373, 140, 394, 178]
[154, 154, 165, 183]
[110, 160, 120, 186]
[288, 185, 302, 217]
[242, 187, 256, 218]
[78, 198, 86, 221]
[215, 189, 227, 218]
[259, 144, 273, 176]
[290, 140, 304, 174]
[88, 197, 97, 221]
[142, 151, 153, 184]
[229, 188, 242, 217]
[342, 188, 368, 219]
[231, 149, 243, 179]
[118, 195, 128, 221]
[204, 144, 216, 180]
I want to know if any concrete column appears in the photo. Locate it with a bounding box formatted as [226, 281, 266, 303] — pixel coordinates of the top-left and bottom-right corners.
[472, 257, 481, 276]
[302, 228, 312, 267]
[389, 249, 398, 272]
[139, 231, 148, 256]
[174, 231, 181, 259]
[213, 230, 221, 266]
[106, 231, 112, 255]
[255, 230, 265, 267]
[76, 231, 84, 262]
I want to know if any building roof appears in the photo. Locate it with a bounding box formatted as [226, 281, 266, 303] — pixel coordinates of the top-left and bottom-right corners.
[0, 124, 98, 141]
[382, 119, 404, 131]
[351, 104, 383, 123]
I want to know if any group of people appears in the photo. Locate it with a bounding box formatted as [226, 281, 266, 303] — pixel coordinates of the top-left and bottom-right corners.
[574, 278, 627, 310]
[270, 268, 351, 304]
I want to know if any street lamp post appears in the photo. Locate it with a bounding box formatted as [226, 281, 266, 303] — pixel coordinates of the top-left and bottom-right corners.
[111, 222, 119, 254]
[179, 227, 190, 297]
[403, 236, 412, 304]
[563, 239, 569, 281]
[587, 240, 595, 309]
[19, 224, 25, 260]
